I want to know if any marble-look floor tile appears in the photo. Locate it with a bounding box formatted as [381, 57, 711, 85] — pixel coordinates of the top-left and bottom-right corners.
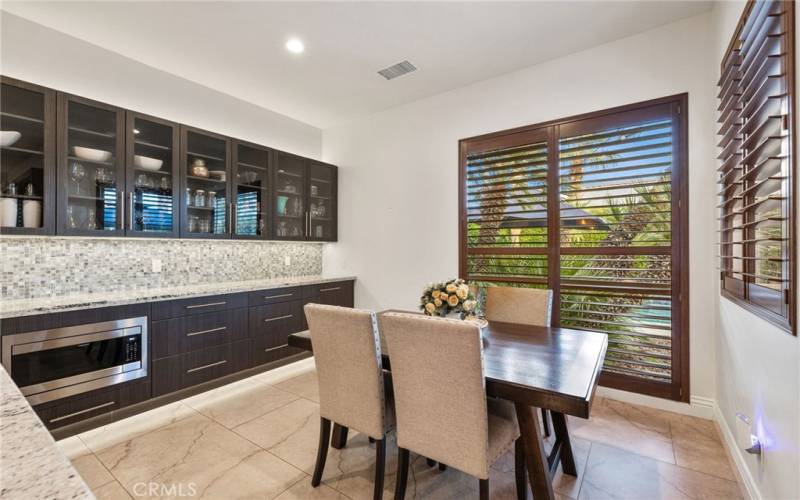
[571, 398, 675, 464]
[255, 357, 316, 386]
[669, 416, 736, 481]
[57, 435, 92, 460]
[80, 401, 197, 454]
[183, 377, 299, 429]
[543, 435, 592, 499]
[274, 477, 348, 499]
[94, 412, 306, 499]
[234, 398, 329, 474]
[93, 480, 133, 500]
[578, 442, 744, 499]
[71, 453, 115, 490]
[273, 370, 320, 402]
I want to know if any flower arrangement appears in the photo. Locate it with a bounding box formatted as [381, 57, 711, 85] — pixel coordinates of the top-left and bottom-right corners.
[419, 278, 480, 319]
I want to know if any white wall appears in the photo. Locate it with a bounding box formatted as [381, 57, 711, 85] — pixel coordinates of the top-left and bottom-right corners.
[0, 12, 322, 159]
[323, 13, 718, 402]
[710, 3, 800, 499]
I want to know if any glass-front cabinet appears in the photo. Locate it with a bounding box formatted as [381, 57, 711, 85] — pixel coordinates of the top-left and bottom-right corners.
[232, 141, 270, 238]
[307, 160, 337, 241]
[126, 112, 179, 237]
[272, 151, 306, 240]
[57, 94, 125, 236]
[0, 77, 56, 235]
[180, 126, 230, 238]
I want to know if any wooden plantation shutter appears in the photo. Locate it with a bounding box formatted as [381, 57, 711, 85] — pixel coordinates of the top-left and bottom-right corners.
[718, 0, 796, 334]
[459, 95, 689, 401]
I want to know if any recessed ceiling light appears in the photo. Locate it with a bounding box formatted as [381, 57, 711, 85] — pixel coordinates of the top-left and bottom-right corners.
[285, 38, 305, 54]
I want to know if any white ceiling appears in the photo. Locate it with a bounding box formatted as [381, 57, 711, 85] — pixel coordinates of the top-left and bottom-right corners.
[2, 1, 712, 129]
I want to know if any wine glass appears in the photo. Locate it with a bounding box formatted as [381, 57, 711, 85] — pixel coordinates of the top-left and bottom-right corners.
[70, 163, 86, 196]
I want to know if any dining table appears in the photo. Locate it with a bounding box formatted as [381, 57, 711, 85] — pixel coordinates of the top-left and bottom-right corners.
[287, 311, 608, 500]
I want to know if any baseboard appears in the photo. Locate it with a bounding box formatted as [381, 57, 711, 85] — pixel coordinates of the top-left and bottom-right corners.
[596, 386, 715, 419]
[713, 402, 761, 500]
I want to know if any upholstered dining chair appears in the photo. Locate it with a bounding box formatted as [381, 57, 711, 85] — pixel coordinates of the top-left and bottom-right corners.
[484, 286, 554, 437]
[381, 312, 526, 500]
[305, 303, 394, 500]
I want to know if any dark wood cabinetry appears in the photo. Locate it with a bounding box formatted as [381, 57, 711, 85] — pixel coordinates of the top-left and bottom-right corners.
[0, 76, 56, 235]
[1, 76, 338, 241]
[57, 93, 126, 236]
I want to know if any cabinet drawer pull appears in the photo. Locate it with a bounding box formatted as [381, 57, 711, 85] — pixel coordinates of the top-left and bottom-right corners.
[263, 293, 294, 300]
[320, 287, 341, 292]
[49, 401, 115, 423]
[186, 326, 227, 337]
[186, 301, 227, 310]
[187, 360, 227, 373]
[264, 314, 293, 323]
[264, 344, 289, 353]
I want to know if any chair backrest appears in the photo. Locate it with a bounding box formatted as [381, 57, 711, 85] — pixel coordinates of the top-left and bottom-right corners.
[305, 303, 385, 439]
[381, 312, 490, 478]
[484, 286, 553, 326]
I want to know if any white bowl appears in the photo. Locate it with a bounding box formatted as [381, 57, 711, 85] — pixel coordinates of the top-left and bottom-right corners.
[134, 155, 163, 171]
[0, 131, 21, 147]
[208, 170, 226, 181]
[73, 146, 112, 162]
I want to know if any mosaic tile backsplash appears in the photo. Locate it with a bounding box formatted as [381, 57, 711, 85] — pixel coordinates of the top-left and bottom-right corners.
[0, 237, 323, 301]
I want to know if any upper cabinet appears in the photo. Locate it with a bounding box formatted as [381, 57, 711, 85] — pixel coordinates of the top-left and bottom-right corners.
[0, 77, 56, 235]
[126, 112, 180, 237]
[180, 126, 231, 239]
[0, 76, 337, 242]
[57, 93, 125, 236]
[232, 140, 271, 239]
[307, 160, 337, 242]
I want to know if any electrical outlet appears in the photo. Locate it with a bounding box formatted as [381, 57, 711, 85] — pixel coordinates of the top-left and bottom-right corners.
[284, 256, 291, 266]
[151, 258, 162, 273]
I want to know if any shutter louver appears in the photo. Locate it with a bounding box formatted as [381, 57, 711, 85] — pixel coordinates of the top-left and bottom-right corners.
[718, 0, 795, 331]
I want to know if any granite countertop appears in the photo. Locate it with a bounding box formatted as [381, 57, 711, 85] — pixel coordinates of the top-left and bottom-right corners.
[0, 365, 94, 499]
[0, 275, 356, 319]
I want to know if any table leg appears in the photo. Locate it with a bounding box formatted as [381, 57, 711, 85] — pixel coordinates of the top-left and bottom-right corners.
[331, 424, 348, 449]
[550, 411, 577, 476]
[514, 402, 555, 500]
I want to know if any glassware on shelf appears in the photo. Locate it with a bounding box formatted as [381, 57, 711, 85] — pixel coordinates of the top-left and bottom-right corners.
[284, 179, 297, 193]
[207, 191, 216, 208]
[6, 183, 16, 196]
[95, 167, 113, 187]
[24, 183, 35, 197]
[186, 188, 192, 206]
[87, 208, 97, 230]
[315, 225, 323, 238]
[278, 221, 288, 237]
[310, 184, 318, 196]
[194, 189, 206, 208]
[198, 218, 210, 233]
[277, 195, 288, 216]
[67, 205, 78, 228]
[69, 163, 86, 196]
[160, 176, 170, 192]
[190, 159, 208, 178]
[135, 173, 154, 189]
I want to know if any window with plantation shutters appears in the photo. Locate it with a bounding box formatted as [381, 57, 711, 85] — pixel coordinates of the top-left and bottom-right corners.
[459, 95, 689, 401]
[718, 0, 796, 334]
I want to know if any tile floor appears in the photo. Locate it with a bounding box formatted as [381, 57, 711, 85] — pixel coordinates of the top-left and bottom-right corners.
[57, 358, 745, 499]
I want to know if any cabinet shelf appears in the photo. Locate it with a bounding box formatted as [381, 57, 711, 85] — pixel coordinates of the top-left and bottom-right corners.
[1, 194, 43, 200]
[68, 126, 115, 139]
[3, 146, 44, 155]
[310, 178, 331, 184]
[68, 195, 109, 202]
[134, 167, 170, 176]
[275, 190, 302, 196]
[187, 151, 225, 162]
[276, 214, 303, 219]
[238, 162, 267, 171]
[186, 175, 225, 184]
[187, 205, 216, 211]
[68, 155, 114, 166]
[276, 169, 302, 178]
[134, 140, 171, 151]
[1, 111, 44, 124]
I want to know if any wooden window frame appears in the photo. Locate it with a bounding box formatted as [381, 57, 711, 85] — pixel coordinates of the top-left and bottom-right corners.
[718, 0, 796, 335]
[458, 94, 690, 402]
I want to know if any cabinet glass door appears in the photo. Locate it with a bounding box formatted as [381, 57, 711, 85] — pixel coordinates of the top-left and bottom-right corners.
[0, 78, 55, 235]
[181, 128, 230, 237]
[272, 152, 306, 239]
[126, 113, 179, 236]
[59, 95, 124, 235]
[307, 161, 337, 241]
[233, 142, 269, 238]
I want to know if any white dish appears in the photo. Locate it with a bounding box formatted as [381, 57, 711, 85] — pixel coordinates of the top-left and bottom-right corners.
[208, 170, 226, 181]
[134, 155, 163, 171]
[73, 146, 112, 162]
[0, 131, 21, 147]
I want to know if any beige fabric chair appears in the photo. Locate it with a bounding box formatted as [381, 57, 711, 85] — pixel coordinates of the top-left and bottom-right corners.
[485, 286, 553, 327]
[305, 303, 394, 500]
[381, 312, 525, 500]
[484, 286, 554, 437]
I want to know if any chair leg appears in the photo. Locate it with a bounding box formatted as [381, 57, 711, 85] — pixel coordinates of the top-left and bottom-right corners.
[332, 423, 349, 449]
[373, 437, 386, 500]
[426, 458, 436, 467]
[312, 417, 331, 487]
[514, 437, 527, 500]
[541, 408, 551, 438]
[394, 447, 410, 500]
[438, 463, 447, 471]
[479, 478, 490, 500]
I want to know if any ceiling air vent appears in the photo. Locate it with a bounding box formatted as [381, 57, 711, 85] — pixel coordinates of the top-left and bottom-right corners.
[377, 60, 417, 80]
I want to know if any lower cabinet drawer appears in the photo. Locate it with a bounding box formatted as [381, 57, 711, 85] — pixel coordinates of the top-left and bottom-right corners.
[34, 380, 150, 430]
[152, 340, 250, 397]
[249, 301, 303, 349]
[251, 342, 304, 367]
[152, 308, 248, 359]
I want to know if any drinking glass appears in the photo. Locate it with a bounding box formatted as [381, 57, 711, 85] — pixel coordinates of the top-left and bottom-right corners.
[70, 163, 86, 196]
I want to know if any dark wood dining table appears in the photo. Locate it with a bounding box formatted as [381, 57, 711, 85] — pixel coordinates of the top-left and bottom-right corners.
[288, 311, 608, 500]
